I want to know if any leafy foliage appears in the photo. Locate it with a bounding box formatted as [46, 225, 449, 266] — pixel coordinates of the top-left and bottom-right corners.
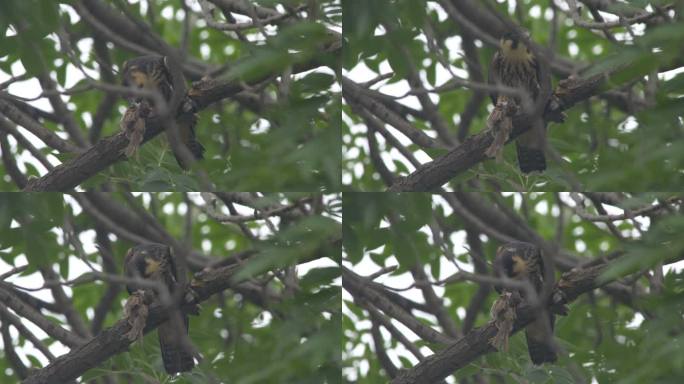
[0, 192, 341, 383]
[342, 0, 684, 191]
[0, 0, 341, 191]
[342, 192, 684, 383]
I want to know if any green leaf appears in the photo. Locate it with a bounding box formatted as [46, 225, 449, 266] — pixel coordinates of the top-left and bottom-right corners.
[17, 40, 46, 76]
[300, 267, 340, 289]
[0, 196, 11, 230]
[23, 221, 49, 268]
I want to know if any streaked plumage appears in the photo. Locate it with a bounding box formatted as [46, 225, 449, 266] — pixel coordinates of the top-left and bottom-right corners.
[489, 33, 548, 173]
[122, 56, 204, 169]
[124, 243, 195, 374]
[493, 241, 557, 365]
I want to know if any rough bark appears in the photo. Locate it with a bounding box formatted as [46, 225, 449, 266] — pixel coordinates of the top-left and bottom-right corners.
[389, 259, 625, 384]
[388, 74, 605, 191]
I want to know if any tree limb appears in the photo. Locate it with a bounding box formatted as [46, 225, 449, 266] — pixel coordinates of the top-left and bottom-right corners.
[389, 250, 680, 384]
[21, 40, 339, 192]
[23, 262, 249, 383]
[387, 74, 606, 191]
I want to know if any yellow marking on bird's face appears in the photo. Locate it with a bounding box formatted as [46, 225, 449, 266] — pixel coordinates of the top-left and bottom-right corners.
[144, 258, 161, 275]
[500, 38, 534, 64]
[511, 255, 527, 276]
[128, 70, 149, 89]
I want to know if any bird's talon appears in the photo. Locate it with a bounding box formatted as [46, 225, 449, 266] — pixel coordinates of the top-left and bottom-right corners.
[551, 291, 569, 315]
[181, 98, 198, 114]
[184, 286, 200, 304]
[552, 290, 567, 304]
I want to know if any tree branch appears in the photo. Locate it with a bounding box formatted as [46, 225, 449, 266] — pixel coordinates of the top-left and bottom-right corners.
[21, 40, 338, 191]
[387, 74, 606, 191]
[388, 250, 682, 384]
[23, 262, 247, 383]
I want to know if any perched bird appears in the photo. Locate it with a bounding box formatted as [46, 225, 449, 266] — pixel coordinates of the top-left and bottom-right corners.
[493, 241, 557, 365]
[488, 32, 549, 173]
[121, 55, 204, 169]
[123, 243, 195, 374]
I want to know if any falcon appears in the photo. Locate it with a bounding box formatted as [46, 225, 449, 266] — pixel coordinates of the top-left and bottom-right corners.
[123, 243, 195, 374]
[121, 55, 204, 169]
[489, 32, 549, 173]
[493, 241, 557, 364]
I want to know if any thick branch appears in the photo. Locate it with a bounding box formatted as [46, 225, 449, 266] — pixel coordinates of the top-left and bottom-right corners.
[21, 228, 338, 383]
[23, 263, 236, 384]
[343, 267, 453, 345]
[388, 74, 605, 191]
[343, 78, 442, 150]
[388, 253, 659, 384]
[21, 41, 338, 192]
[22, 118, 163, 191]
[0, 286, 87, 348]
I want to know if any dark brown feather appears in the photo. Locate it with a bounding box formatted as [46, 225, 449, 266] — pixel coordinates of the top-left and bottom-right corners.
[122, 243, 196, 374]
[121, 56, 204, 169]
[488, 38, 548, 173]
[493, 241, 557, 364]
[158, 313, 194, 373]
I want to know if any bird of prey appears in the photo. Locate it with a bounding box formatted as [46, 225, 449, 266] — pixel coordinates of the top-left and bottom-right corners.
[121, 55, 204, 169]
[123, 243, 195, 374]
[493, 241, 557, 365]
[488, 32, 549, 173]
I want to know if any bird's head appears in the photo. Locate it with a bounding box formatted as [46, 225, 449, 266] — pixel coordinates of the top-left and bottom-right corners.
[125, 244, 169, 278]
[499, 32, 533, 63]
[500, 32, 520, 50]
[121, 55, 166, 102]
[122, 58, 148, 90]
[496, 245, 529, 279]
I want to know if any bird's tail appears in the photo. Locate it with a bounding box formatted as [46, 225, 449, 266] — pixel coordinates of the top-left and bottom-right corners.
[525, 314, 557, 365]
[516, 142, 546, 173]
[186, 138, 205, 160]
[158, 314, 195, 374]
[170, 113, 205, 170]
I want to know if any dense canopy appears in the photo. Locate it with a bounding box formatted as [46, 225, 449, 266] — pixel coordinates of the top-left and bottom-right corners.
[0, 0, 341, 191]
[0, 192, 341, 383]
[343, 192, 684, 383]
[342, 0, 684, 191]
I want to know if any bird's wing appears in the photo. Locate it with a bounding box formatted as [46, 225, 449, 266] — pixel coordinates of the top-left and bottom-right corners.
[165, 245, 179, 282]
[488, 51, 503, 105]
[492, 246, 506, 293]
[525, 313, 557, 364]
[158, 312, 194, 373]
[159, 56, 175, 97]
[530, 56, 543, 101]
[533, 245, 544, 281]
[123, 248, 135, 274]
[123, 248, 135, 294]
